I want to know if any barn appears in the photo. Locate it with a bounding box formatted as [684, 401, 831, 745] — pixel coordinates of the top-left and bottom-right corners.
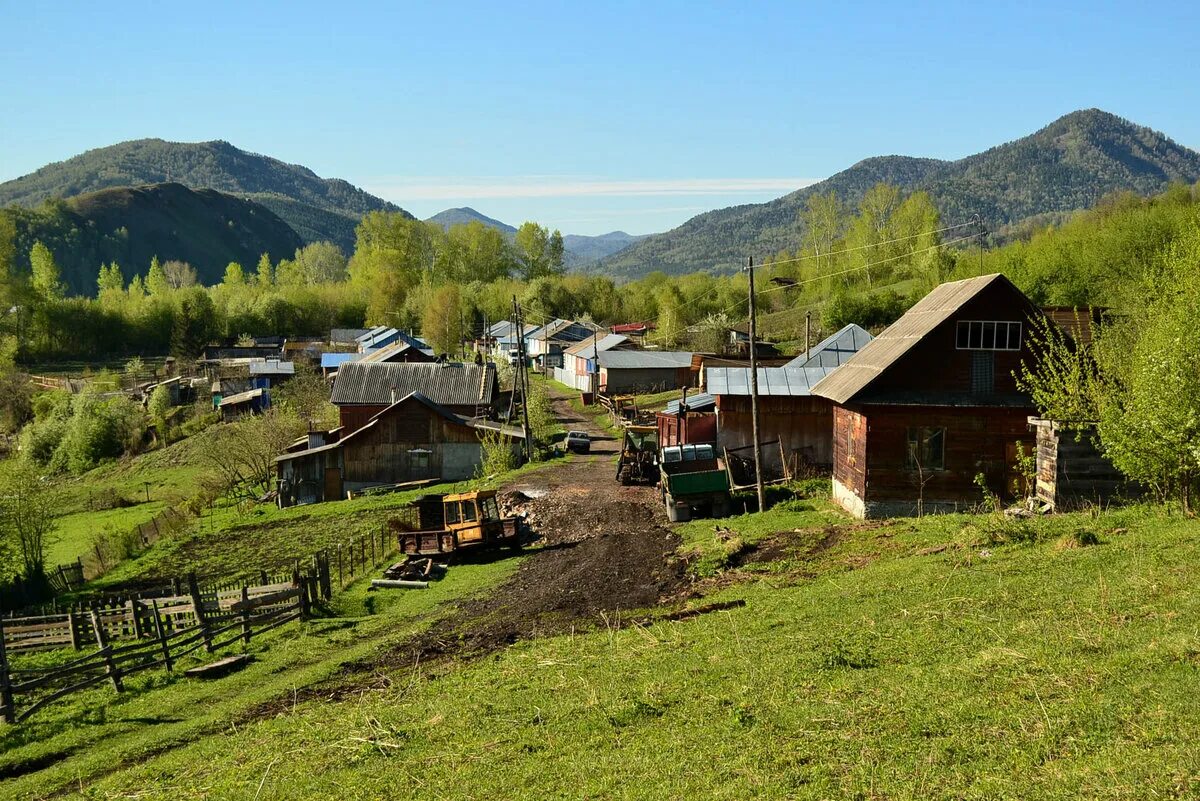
[813, 274, 1041, 518]
[330, 361, 499, 434]
[274, 392, 524, 506]
[597, 350, 698, 394]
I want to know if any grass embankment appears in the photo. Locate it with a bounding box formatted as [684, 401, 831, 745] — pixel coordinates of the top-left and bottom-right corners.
[8, 496, 1199, 799]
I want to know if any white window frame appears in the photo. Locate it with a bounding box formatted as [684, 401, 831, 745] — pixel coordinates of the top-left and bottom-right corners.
[955, 320, 1022, 351]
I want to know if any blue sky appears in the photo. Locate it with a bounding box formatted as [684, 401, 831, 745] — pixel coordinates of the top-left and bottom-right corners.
[1, 1, 1198, 235]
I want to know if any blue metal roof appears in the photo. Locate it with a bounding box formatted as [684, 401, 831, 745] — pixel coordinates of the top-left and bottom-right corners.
[706, 366, 836, 397]
[321, 352, 358, 369]
[663, 393, 715, 415]
[784, 323, 873, 368]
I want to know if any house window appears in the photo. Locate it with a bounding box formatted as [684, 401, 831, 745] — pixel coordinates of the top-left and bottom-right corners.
[906, 427, 946, 472]
[955, 320, 1022, 351]
[408, 448, 431, 476]
[461, 500, 478, 523]
[971, 351, 995, 394]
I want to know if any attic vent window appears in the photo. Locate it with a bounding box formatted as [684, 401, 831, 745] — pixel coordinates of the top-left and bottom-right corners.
[956, 320, 1022, 351]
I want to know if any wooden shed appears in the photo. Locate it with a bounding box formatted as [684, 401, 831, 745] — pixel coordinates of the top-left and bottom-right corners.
[597, 350, 698, 394]
[1028, 418, 1134, 510]
[814, 274, 1041, 518]
[275, 392, 524, 506]
[330, 361, 499, 434]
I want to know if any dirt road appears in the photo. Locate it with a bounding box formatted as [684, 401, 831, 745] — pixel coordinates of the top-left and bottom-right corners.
[374, 387, 688, 667]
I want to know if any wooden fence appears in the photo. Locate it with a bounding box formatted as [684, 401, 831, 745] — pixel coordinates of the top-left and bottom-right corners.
[0, 576, 305, 723]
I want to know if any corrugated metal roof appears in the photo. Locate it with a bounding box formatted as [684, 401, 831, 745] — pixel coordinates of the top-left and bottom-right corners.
[564, 333, 628, 357]
[357, 342, 434, 363]
[597, 350, 694, 369]
[664, 393, 715, 414]
[784, 324, 874, 368]
[331, 362, 496, 406]
[706, 367, 835, 397]
[811, 274, 1031, 405]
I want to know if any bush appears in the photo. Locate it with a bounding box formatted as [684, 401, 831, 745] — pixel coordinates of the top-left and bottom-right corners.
[822, 289, 907, 331]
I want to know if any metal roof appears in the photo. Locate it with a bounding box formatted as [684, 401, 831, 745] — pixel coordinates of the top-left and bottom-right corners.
[597, 350, 695, 369]
[706, 366, 836, 397]
[357, 341, 435, 363]
[331, 361, 496, 407]
[663, 393, 715, 414]
[219, 388, 265, 407]
[812, 273, 1034, 405]
[784, 324, 874, 368]
[564, 333, 628, 357]
[330, 328, 371, 344]
[321, 352, 358, 369]
[248, 359, 295, 376]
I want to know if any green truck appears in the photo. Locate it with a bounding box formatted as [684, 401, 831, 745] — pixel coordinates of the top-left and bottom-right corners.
[659, 443, 732, 522]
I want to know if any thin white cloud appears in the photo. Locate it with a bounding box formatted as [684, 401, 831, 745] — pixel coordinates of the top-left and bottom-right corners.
[362, 176, 819, 201]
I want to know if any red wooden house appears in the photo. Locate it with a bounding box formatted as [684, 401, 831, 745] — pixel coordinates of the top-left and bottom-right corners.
[812, 274, 1042, 518]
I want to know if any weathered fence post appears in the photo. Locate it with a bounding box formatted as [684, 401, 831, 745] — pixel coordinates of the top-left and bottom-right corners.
[293, 567, 309, 619]
[68, 608, 80, 650]
[129, 600, 143, 639]
[337, 543, 343, 587]
[260, 569, 268, 585]
[0, 617, 14, 724]
[150, 600, 172, 672]
[240, 586, 252, 645]
[187, 572, 212, 654]
[89, 610, 124, 692]
[370, 531, 376, 565]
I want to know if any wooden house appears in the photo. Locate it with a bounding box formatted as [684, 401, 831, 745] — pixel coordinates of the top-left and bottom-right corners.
[357, 340, 437, 364]
[218, 388, 269, 421]
[526, 319, 601, 370]
[274, 392, 524, 506]
[554, 333, 631, 392]
[597, 350, 698, 394]
[812, 274, 1042, 518]
[704, 324, 873, 472]
[330, 361, 499, 434]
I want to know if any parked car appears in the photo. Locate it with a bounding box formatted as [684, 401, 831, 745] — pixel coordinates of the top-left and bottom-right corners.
[565, 431, 591, 454]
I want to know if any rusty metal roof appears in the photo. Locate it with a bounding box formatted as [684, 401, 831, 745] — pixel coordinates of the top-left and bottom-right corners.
[812, 273, 1028, 405]
[331, 362, 496, 407]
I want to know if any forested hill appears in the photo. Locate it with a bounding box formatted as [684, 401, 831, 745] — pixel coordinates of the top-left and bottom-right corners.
[0, 138, 408, 253]
[426, 207, 518, 234]
[598, 109, 1200, 278]
[1, 183, 303, 295]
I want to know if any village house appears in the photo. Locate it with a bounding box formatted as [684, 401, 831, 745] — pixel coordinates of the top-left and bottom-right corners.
[597, 350, 698, 394]
[526, 319, 601, 370]
[330, 328, 371, 348]
[480, 320, 537, 363]
[330, 361, 500, 434]
[356, 340, 437, 364]
[218, 388, 269, 421]
[553, 333, 631, 392]
[703, 324, 873, 475]
[274, 392, 524, 506]
[248, 358, 296, 389]
[812, 274, 1042, 519]
[355, 326, 430, 354]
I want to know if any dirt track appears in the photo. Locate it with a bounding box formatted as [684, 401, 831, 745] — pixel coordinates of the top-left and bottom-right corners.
[370, 389, 689, 668]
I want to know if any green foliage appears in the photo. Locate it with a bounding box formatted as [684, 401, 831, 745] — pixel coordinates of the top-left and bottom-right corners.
[476, 426, 517, 478]
[20, 388, 147, 474]
[147, 384, 172, 427]
[0, 456, 60, 577]
[821, 288, 906, 331]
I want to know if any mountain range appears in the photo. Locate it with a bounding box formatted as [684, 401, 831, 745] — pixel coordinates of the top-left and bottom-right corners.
[0, 138, 407, 254]
[423, 206, 649, 266]
[597, 109, 1200, 277]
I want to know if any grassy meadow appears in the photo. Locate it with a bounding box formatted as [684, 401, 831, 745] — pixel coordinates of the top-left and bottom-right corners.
[4, 488, 1198, 799]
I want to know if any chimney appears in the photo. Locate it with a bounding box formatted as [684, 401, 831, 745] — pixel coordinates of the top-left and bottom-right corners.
[390, 384, 397, 405]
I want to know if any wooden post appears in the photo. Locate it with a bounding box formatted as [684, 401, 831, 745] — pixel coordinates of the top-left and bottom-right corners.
[129, 600, 143, 639]
[744, 256, 766, 513]
[337, 543, 343, 587]
[151, 600, 172, 672]
[240, 587, 252, 645]
[293, 567, 309, 619]
[89, 610, 124, 692]
[0, 617, 14, 724]
[370, 530, 376, 565]
[68, 609, 80, 650]
[187, 572, 212, 654]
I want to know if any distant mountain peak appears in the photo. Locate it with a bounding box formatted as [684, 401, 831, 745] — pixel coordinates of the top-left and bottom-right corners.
[598, 109, 1200, 278]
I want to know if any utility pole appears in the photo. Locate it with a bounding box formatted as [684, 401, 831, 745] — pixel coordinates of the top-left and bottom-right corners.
[591, 330, 599, 399]
[974, 214, 986, 276]
[804, 311, 812, 362]
[512, 296, 533, 462]
[744, 257, 766, 512]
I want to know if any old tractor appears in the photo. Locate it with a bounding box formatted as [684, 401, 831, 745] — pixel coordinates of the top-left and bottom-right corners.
[616, 424, 658, 485]
[389, 490, 522, 557]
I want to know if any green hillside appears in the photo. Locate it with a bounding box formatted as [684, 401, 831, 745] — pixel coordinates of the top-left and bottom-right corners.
[2, 183, 303, 294]
[0, 138, 409, 253]
[600, 109, 1200, 277]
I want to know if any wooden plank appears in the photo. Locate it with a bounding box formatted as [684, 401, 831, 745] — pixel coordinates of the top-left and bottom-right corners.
[183, 654, 254, 679]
